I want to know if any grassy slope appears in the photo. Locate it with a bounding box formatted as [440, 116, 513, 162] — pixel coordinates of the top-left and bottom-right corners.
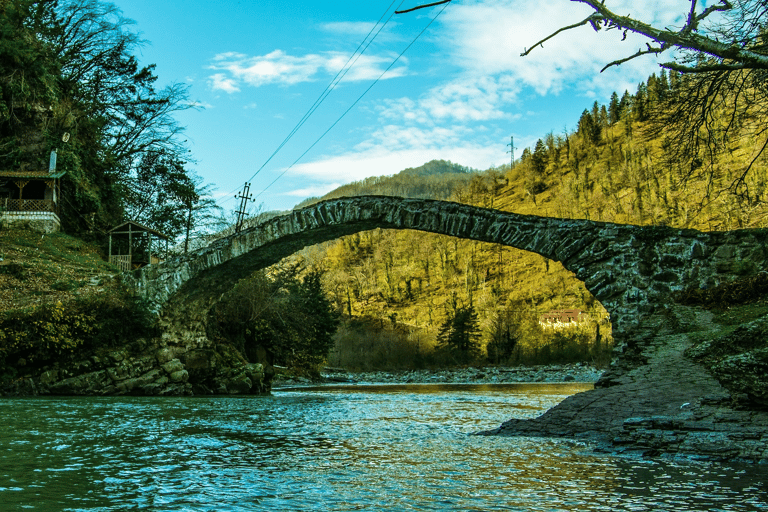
[0, 229, 119, 314]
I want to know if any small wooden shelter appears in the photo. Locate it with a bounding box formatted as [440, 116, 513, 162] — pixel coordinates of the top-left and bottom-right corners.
[108, 221, 170, 272]
[0, 168, 66, 232]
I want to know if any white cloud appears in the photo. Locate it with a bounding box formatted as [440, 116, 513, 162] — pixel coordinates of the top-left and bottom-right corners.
[207, 49, 408, 93]
[436, 0, 687, 98]
[379, 74, 520, 125]
[286, 136, 504, 186]
[208, 73, 240, 94]
[284, 184, 343, 198]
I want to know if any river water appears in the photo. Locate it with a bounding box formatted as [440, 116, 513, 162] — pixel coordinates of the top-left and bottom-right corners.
[0, 383, 765, 511]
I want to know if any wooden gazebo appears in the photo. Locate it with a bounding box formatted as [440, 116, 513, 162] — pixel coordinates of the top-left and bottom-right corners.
[108, 221, 170, 272]
[0, 169, 66, 232]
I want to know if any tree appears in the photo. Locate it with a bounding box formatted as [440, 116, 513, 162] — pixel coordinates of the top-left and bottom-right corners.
[522, 1, 768, 74]
[522, 0, 768, 200]
[178, 177, 225, 254]
[577, 109, 601, 145]
[0, 1, 62, 173]
[608, 91, 621, 125]
[214, 264, 340, 374]
[0, 0, 195, 233]
[123, 152, 197, 240]
[437, 304, 481, 361]
[487, 308, 521, 364]
[531, 138, 548, 175]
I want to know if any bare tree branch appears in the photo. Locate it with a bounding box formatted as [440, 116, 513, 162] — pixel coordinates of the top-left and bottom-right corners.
[395, 0, 451, 15]
[599, 43, 665, 72]
[521, 14, 600, 56]
[523, 0, 768, 71]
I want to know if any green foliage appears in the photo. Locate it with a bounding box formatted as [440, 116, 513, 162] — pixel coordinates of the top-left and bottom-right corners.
[0, 0, 201, 236]
[436, 304, 481, 363]
[486, 308, 522, 364]
[329, 316, 428, 371]
[214, 264, 340, 374]
[0, 294, 159, 370]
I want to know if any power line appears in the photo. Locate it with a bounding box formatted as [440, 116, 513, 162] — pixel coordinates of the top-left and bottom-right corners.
[252, 1, 451, 203]
[218, 1, 404, 207]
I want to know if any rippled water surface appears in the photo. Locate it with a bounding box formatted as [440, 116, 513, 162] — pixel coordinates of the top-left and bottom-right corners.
[1, 383, 766, 511]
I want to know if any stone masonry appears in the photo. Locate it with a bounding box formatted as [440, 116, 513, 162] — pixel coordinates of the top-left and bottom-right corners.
[126, 195, 768, 353]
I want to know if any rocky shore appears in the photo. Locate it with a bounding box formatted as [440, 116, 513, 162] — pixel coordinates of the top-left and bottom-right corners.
[272, 363, 603, 388]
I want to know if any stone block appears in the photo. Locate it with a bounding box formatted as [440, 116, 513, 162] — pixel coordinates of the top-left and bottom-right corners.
[155, 347, 175, 364]
[169, 369, 189, 383]
[162, 358, 184, 375]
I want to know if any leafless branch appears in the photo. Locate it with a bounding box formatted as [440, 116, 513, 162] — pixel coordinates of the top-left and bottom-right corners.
[523, 0, 768, 71]
[599, 43, 665, 72]
[521, 14, 601, 57]
[395, 0, 451, 15]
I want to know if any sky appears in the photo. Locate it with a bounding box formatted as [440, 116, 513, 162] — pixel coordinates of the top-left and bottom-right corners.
[109, 0, 692, 214]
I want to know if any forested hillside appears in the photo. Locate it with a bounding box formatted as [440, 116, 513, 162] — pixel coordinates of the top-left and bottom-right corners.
[291, 69, 768, 371]
[0, 1, 222, 246]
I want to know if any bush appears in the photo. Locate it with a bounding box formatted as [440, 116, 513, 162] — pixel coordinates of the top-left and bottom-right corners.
[0, 294, 159, 370]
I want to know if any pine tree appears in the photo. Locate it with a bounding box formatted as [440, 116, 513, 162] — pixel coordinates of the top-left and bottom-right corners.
[437, 305, 481, 361]
[608, 92, 621, 125]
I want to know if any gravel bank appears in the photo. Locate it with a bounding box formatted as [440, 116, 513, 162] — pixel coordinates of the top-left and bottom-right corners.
[273, 363, 603, 388]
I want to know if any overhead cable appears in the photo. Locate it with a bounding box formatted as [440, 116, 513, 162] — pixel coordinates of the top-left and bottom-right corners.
[252, 1, 451, 203]
[218, 0, 402, 206]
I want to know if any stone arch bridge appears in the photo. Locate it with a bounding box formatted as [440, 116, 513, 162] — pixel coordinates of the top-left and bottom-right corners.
[125, 195, 768, 353]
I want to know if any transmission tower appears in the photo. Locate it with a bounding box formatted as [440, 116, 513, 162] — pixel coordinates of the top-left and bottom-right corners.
[506, 136, 516, 169]
[235, 182, 253, 233]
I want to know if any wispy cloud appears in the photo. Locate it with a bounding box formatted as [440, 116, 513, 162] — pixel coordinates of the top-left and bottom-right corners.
[379, 75, 520, 125]
[208, 72, 240, 94]
[286, 130, 503, 186]
[320, 20, 403, 42]
[438, 0, 686, 97]
[207, 49, 408, 93]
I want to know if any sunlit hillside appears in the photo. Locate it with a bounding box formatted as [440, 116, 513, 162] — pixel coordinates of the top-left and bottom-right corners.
[283, 70, 768, 370]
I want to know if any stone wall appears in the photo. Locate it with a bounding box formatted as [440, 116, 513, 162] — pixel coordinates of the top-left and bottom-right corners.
[1, 211, 60, 233]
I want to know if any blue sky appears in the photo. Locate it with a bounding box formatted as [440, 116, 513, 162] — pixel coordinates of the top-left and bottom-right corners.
[110, 0, 689, 214]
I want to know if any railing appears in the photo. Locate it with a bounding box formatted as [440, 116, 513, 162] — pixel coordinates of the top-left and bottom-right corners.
[2, 198, 56, 213]
[110, 255, 132, 272]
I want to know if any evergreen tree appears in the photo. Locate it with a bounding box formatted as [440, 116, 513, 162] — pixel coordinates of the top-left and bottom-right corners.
[487, 309, 521, 364]
[531, 138, 547, 175]
[437, 305, 481, 361]
[634, 82, 648, 122]
[618, 91, 632, 120]
[577, 109, 601, 145]
[608, 92, 621, 125]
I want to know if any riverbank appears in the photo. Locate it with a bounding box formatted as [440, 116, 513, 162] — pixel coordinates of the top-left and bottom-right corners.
[272, 363, 603, 388]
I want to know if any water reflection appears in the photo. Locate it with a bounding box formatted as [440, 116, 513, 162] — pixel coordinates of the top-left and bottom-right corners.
[0, 385, 765, 511]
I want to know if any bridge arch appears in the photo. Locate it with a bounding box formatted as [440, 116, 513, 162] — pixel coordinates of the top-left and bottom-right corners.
[125, 196, 768, 352]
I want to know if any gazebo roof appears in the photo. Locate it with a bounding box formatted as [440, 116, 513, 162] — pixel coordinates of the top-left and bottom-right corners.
[108, 221, 170, 241]
[0, 170, 67, 179]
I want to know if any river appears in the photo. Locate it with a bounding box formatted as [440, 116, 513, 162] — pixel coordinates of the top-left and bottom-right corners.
[1, 383, 765, 511]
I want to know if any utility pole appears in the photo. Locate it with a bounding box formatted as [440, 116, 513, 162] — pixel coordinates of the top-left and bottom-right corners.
[235, 182, 253, 233]
[506, 136, 516, 169]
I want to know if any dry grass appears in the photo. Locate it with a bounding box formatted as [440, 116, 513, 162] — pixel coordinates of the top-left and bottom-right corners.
[0, 229, 120, 313]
